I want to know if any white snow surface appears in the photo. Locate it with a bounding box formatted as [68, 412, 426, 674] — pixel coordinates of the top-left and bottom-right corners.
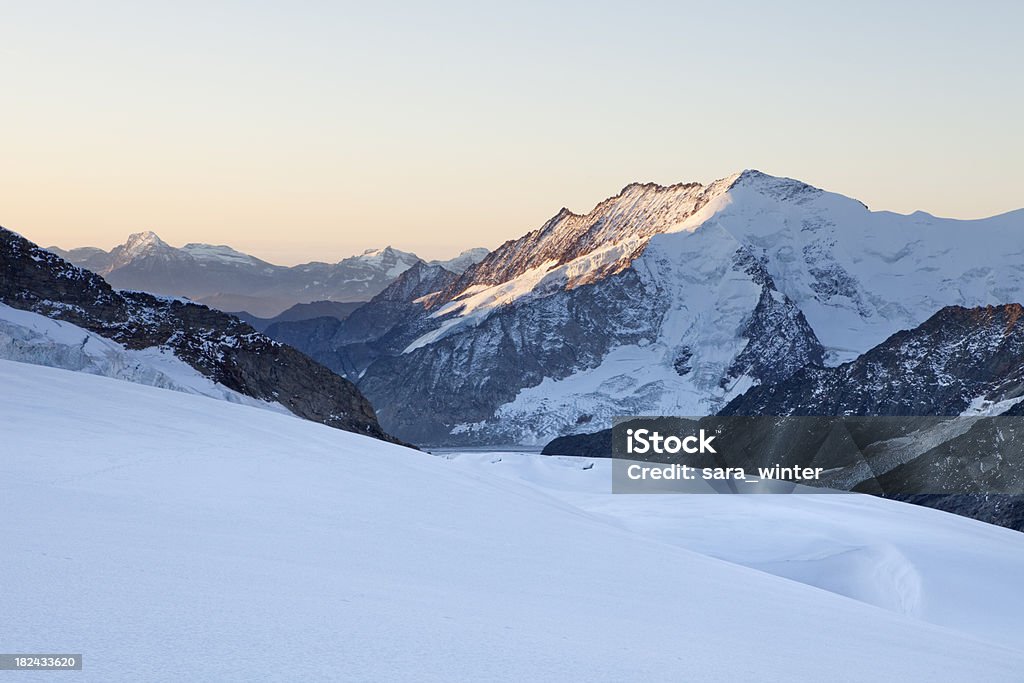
[0, 303, 288, 414]
[443, 451, 1024, 652]
[349, 246, 420, 278]
[2, 359, 1023, 681]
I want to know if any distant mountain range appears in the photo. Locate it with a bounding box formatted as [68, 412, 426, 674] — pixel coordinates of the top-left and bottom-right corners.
[50, 232, 488, 317]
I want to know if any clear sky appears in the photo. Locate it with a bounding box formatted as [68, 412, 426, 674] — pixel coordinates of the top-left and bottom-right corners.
[1, 0, 1021, 264]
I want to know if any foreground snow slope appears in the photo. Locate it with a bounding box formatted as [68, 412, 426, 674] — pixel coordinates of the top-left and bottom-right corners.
[442, 452, 1024, 651]
[3, 360, 1023, 681]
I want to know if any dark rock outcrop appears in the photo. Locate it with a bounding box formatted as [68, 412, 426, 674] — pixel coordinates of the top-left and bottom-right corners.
[542, 429, 612, 458]
[721, 305, 1024, 417]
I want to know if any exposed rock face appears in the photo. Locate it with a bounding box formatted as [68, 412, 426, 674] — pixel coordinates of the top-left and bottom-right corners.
[721, 305, 1024, 417]
[720, 302, 1024, 531]
[723, 250, 825, 387]
[887, 494, 1024, 532]
[2, 227, 400, 443]
[542, 429, 612, 458]
[442, 181, 722, 292]
[360, 267, 670, 444]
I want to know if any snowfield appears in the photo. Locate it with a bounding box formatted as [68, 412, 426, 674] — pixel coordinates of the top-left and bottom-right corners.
[441, 452, 1024, 651]
[3, 359, 1024, 681]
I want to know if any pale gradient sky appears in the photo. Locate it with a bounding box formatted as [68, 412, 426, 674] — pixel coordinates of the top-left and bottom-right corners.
[1, 1, 1021, 264]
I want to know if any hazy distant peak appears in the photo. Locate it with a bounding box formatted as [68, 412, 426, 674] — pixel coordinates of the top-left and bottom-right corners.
[122, 230, 170, 254]
[108, 231, 178, 270]
[352, 245, 413, 260]
[181, 242, 267, 265]
[428, 247, 489, 274]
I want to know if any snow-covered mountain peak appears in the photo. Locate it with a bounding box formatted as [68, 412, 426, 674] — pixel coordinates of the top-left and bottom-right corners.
[341, 246, 420, 280]
[433, 172, 812, 319]
[428, 247, 489, 274]
[729, 168, 790, 186]
[451, 171, 817, 280]
[351, 245, 413, 262]
[107, 230, 180, 271]
[725, 169, 833, 208]
[341, 172, 1024, 444]
[424, 170, 1024, 347]
[121, 230, 171, 255]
